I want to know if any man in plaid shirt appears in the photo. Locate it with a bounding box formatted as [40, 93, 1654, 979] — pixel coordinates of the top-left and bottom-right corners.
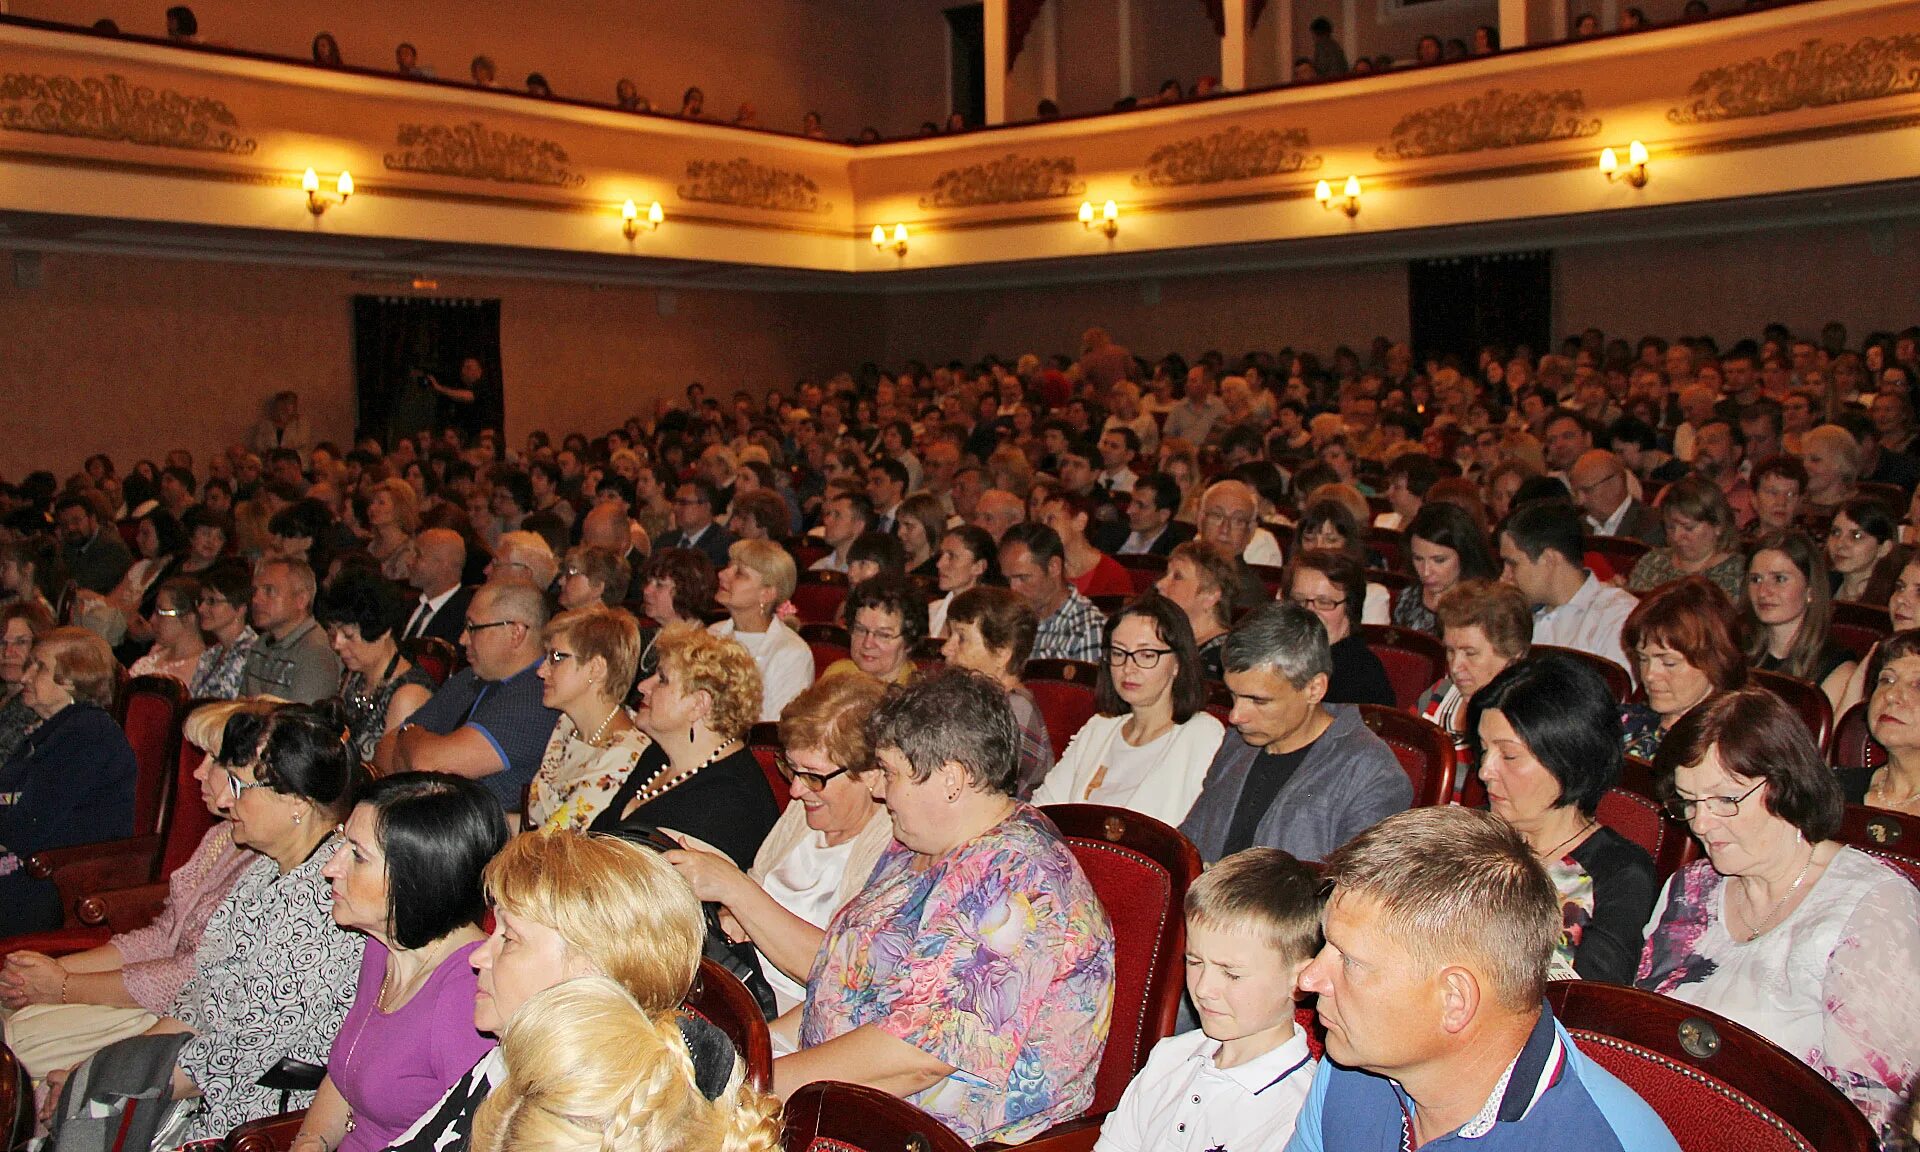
[999, 523, 1106, 663]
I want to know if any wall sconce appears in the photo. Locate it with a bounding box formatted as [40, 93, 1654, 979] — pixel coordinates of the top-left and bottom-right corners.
[622, 199, 664, 239]
[871, 223, 909, 258]
[1599, 141, 1649, 187]
[1078, 199, 1119, 239]
[1315, 175, 1361, 218]
[302, 167, 352, 215]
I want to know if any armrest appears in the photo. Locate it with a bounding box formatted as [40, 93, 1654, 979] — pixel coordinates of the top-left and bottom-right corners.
[0, 927, 113, 959]
[28, 835, 163, 923]
[977, 1112, 1106, 1152]
[77, 882, 170, 933]
[226, 1110, 309, 1152]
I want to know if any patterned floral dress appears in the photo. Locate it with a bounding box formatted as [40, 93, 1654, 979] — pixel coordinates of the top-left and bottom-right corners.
[525, 714, 652, 832]
[1636, 850, 1920, 1147]
[800, 803, 1115, 1143]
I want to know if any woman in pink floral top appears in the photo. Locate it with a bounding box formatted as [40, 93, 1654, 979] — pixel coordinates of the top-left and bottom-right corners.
[776, 668, 1115, 1144]
[1636, 689, 1920, 1148]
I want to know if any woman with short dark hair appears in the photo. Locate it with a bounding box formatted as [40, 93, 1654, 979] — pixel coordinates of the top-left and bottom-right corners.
[943, 587, 1052, 798]
[1033, 594, 1223, 825]
[638, 547, 718, 677]
[1638, 689, 1920, 1145]
[828, 574, 924, 685]
[928, 526, 996, 638]
[316, 571, 436, 765]
[1619, 576, 1747, 759]
[1286, 550, 1393, 706]
[1468, 654, 1657, 982]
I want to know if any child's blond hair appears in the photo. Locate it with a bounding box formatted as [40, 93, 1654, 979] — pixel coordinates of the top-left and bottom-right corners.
[1185, 847, 1322, 966]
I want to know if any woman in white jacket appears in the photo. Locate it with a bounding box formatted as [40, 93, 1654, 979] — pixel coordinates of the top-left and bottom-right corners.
[1034, 593, 1223, 826]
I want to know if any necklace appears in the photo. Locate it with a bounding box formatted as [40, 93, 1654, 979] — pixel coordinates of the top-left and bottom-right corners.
[1537, 819, 1596, 863]
[586, 704, 623, 748]
[625, 739, 738, 810]
[1867, 769, 1920, 809]
[1735, 849, 1815, 942]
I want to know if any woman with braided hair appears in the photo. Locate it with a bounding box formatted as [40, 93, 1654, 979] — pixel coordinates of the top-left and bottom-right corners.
[471, 977, 781, 1152]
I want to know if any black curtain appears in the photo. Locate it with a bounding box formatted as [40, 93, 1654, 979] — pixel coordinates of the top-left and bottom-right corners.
[351, 296, 503, 449]
[1408, 251, 1552, 367]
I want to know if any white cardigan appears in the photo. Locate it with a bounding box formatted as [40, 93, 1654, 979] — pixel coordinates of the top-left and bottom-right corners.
[1032, 711, 1224, 828]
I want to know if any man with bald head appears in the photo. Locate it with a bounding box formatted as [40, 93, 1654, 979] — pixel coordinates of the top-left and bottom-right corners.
[1567, 450, 1664, 544]
[1200, 480, 1279, 617]
[402, 527, 474, 643]
[580, 500, 648, 572]
[971, 489, 1027, 542]
[389, 581, 559, 813]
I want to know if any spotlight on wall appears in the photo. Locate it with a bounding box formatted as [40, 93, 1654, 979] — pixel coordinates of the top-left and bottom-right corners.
[1078, 199, 1119, 239]
[1314, 175, 1361, 218]
[303, 168, 353, 215]
[1599, 141, 1649, 187]
[871, 223, 909, 258]
[622, 199, 664, 239]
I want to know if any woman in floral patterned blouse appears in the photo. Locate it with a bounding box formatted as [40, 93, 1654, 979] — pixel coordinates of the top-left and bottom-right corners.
[526, 606, 650, 831]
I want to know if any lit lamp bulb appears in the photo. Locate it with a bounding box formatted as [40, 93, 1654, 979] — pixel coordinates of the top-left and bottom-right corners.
[1599, 147, 1619, 176]
[1602, 141, 1649, 187]
[1079, 199, 1119, 239]
[336, 171, 354, 200]
[1314, 179, 1332, 206]
[304, 167, 351, 215]
[647, 201, 665, 227]
[871, 224, 887, 248]
[1317, 176, 1360, 217]
[1078, 201, 1094, 226]
[1343, 175, 1361, 200]
[302, 167, 320, 195]
[873, 224, 908, 258]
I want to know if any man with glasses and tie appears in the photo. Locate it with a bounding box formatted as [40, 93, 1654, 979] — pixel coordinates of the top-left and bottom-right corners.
[1179, 602, 1407, 864]
[655, 478, 735, 568]
[392, 582, 559, 815]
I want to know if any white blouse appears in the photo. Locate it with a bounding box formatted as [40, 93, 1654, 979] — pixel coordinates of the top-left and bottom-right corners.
[710, 617, 815, 721]
[757, 830, 862, 1014]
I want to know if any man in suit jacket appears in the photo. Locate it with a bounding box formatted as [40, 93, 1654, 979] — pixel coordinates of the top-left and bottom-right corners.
[403, 528, 475, 643]
[1117, 472, 1198, 557]
[1569, 451, 1666, 547]
[654, 477, 735, 569]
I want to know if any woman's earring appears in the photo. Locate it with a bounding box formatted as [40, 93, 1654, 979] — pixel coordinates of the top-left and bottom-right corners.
[291, 809, 304, 825]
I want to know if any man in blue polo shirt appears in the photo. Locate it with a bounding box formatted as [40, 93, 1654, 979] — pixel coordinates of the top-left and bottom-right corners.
[1287, 807, 1679, 1152]
[392, 580, 558, 814]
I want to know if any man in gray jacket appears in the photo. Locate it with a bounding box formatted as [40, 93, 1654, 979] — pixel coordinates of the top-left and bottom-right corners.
[1179, 601, 1410, 863]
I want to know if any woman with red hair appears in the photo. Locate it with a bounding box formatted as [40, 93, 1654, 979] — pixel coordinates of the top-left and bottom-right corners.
[1620, 576, 1748, 759]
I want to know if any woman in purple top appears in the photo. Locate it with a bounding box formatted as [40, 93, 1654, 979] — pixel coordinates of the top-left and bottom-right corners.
[291, 773, 509, 1152]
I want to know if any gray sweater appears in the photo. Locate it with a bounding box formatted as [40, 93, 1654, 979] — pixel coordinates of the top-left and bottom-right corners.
[1179, 704, 1411, 863]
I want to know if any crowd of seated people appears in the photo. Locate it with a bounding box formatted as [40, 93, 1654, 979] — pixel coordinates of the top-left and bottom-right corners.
[1, 311, 1919, 1149]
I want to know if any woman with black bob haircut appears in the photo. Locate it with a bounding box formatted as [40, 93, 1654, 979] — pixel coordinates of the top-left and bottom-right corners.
[1394, 501, 1499, 635]
[1034, 593, 1225, 826]
[315, 571, 436, 766]
[290, 774, 508, 1152]
[1467, 653, 1657, 983]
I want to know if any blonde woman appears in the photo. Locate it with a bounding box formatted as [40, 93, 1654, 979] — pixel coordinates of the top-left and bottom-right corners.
[471, 977, 780, 1152]
[382, 831, 739, 1152]
[710, 539, 813, 722]
[366, 477, 421, 580]
[528, 607, 652, 831]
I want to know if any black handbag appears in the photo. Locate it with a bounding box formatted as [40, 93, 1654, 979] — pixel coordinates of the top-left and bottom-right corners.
[609, 824, 781, 1020]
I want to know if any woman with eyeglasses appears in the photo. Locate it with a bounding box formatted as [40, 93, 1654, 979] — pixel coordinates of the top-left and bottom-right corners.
[126, 576, 207, 684]
[189, 560, 260, 700]
[825, 575, 923, 686]
[315, 572, 435, 766]
[1285, 550, 1394, 706]
[1, 702, 266, 1079]
[526, 607, 651, 832]
[664, 671, 894, 1017]
[0, 599, 55, 765]
[557, 544, 630, 612]
[1032, 594, 1223, 826]
[0, 627, 138, 936]
[1637, 689, 1920, 1147]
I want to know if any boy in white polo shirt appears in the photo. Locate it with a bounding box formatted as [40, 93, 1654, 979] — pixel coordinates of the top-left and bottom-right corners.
[1095, 848, 1322, 1152]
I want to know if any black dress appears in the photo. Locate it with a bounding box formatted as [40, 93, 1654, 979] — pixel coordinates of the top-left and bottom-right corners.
[588, 743, 780, 868]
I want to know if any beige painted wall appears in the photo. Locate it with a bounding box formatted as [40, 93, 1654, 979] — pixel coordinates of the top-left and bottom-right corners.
[0, 251, 873, 476]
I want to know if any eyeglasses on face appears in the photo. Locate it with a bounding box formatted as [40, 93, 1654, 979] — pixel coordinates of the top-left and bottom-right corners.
[850, 624, 903, 644]
[1663, 779, 1765, 822]
[778, 756, 853, 793]
[461, 620, 515, 636]
[1290, 594, 1347, 613]
[1107, 645, 1174, 669]
[1201, 510, 1254, 528]
[225, 769, 270, 799]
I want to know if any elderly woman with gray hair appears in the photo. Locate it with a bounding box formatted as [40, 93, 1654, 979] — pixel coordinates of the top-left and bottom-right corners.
[1177, 601, 1410, 864]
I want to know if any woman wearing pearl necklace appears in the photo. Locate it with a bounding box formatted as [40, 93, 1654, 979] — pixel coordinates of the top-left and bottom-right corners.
[589, 623, 781, 868]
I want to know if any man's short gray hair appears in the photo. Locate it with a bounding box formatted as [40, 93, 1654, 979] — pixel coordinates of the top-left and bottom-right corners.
[482, 580, 551, 631]
[1223, 601, 1331, 688]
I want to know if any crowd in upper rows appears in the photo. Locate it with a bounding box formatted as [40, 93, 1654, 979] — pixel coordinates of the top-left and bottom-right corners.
[0, 313, 1918, 1149]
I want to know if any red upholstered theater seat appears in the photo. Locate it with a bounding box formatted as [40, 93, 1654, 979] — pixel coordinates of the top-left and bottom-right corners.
[1828, 600, 1890, 664]
[1113, 553, 1166, 595]
[747, 721, 791, 815]
[684, 957, 774, 1093]
[1023, 661, 1100, 756]
[1546, 981, 1876, 1152]
[781, 1080, 971, 1152]
[1040, 804, 1202, 1121]
[1531, 644, 1634, 704]
[1829, 703, 1887, 773]
[1356, 705, 1454, 808]
[798, 623, 851, 673]
[1604, 757, 1693, 883]
[1358, 625, 1445, 712]
[1751, 668, 1833, 751]
[791, 573, 848, 626]
[1583, 534, 1651, 579]
[1836, 804, 1920, 887]
[121, 674, 188, 838]
[401, 636, 459, 687]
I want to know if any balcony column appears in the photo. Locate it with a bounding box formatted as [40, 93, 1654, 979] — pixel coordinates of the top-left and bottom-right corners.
[986, 0, 1009, 124]
[1039, 0, 1059, 101]
[1271, 0, 1294, 83]
[1499, 0, 1528, 48]
[1221, 0, 1248, 89]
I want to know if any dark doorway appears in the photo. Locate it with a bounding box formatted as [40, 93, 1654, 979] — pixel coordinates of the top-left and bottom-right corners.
[352, 296, 504, 450]
[1408, 251, 1552, 367]
[946, 4, 986, 129]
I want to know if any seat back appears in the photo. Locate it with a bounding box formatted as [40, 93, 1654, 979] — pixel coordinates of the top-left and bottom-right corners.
[1829, 703, 1888, 772]
[798, 622, 851, 673]
[1836, 804, 1920, 886]
[1828, 599, 1890, 664]
[2, 1040, 29, 1152]
[401, 636, 459, 687]
[1042, 804, 1202, 1116]
[790, 577, 848, 626]
[746, 721, 791, 815]
[1023, 661, 1100, 757]
[224, 1109, 308, 1152]
[684, 957, 774, 1093]
[121, 675, 188, 838]
[1751, 668, 1834, 751]
[1358, 625, 1446, 711]
[1114, 552, 1167, 595]
[1606, 757, 1693, 882]
[1356, 705, 1454, 808]
[1583, 534, 1651, 577]
[781, 1081, 971, 1152]
[162, 737, 218, 878]
[1531, 644, 1634, 704]
[1545, 981, 1876, 1152]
